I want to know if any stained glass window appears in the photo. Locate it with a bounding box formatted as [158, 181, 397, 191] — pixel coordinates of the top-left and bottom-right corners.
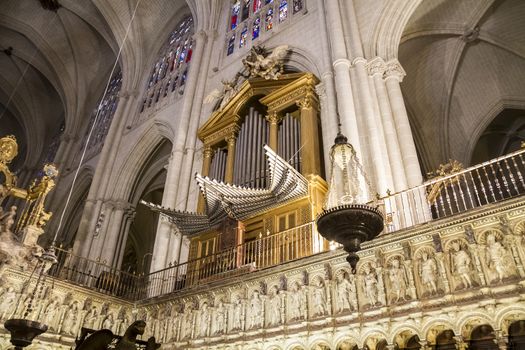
[252, 17, 261, 40]
[266, 8, 274, 30]
[279, 0, 288, 22]
[79, 69, 122, 155]
[231, 0, 240, 30]
[140, 16, 194, 114]
[293, 0, 303, 13]
[241, 0, 250, 21]
[226, 0, 304, 56]
[227, 34, 236, 55]
[239, 26, 248, 48]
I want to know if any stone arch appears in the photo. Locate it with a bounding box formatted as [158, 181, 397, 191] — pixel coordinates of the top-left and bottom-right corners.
[360, 331, 389, 350]
[458, 313, 495, 339]
[422, 320, 456, 344]
[285, 46, 323, 78]
[109, 124, 165, 200]
[368, 0, 423, 59]
[468, 324, 498, 350]
[466, 98, 525, 165]
[309, 337, 332, 350]
[286, 343, 307, 350]
[495, 305, 525, 336]
[390, 325, 423, 347]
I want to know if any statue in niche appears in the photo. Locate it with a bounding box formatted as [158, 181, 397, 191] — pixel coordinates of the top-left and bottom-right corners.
[419, 251, 439, 295]
[42, 298, 61, 331]
[180, 306, 194, 340]
[84, 305, 99, 329]
[117, 307, 130, 335]
[62, 300, 80, 336]
[102, 313, 115, 333]
[231, 296, 244, 331]
[362, 263, 380, 307]
[311, 277, 328, 317]
[213, 299, 227, 335]
[0, 286, 17, 320]
[449, 240, 473, 289]
[266, 285, 281, 326]
[249, 290, 263, 329]
[335, 270, 357, 313]
[485, 232, 513, 282]
[199, 302, 211, 337]
[152, 308, 164, 342]
[387, 257, 408, 303]
[288, 281, 305, 321]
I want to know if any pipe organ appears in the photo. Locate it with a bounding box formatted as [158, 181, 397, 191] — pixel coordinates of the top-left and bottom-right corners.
[233, 107, 269, 188]
[192, 72, 328, 262]
[277, 112, 301, 173]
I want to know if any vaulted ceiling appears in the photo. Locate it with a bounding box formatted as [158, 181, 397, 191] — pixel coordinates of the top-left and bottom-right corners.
[399, 0, 525, 172]
[0, 0, 199, 172]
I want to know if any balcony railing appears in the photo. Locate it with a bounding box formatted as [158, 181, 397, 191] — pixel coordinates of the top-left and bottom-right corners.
[141, 222, 323, 297]
[381, 148, 525, 233]
[45, 148, 525, 300]
[48, 247, 141, 300]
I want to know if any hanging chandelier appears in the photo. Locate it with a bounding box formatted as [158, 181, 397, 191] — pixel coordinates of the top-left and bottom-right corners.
[316, 132, 384, 273]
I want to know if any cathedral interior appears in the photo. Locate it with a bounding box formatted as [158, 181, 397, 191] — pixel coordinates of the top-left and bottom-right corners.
[1, 0, 525, 349]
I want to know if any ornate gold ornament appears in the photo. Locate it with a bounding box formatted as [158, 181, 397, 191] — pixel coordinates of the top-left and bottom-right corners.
[426, 159, 464, 204]
[0, 135, 18, 165]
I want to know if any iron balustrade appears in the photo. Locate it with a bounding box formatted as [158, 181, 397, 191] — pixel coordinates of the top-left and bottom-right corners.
[380, 147, 525, 233]
[44, 148, 525, 300]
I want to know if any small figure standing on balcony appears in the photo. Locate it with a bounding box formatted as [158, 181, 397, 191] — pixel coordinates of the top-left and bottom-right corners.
[450, 241, 473, 289]
[419, 252, 438, 295]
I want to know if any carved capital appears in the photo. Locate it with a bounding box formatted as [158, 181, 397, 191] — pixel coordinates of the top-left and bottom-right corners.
[296, 94, 316, 110]
[265, 112, 282, 125]
[385, 59, 406, 82]
[193, 30, 207, 41]
[203, 146, 213, 159]
[366, 57, 386, 76]
[225, 133, 237, 146]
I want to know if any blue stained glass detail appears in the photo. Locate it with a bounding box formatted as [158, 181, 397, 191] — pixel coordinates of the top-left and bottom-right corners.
[252, 17, 261, 39]
[227, 34, 236, 55]
[279, 0, 288, 22]
[239, 26, 248, 48]
[231, 0, 240, 30]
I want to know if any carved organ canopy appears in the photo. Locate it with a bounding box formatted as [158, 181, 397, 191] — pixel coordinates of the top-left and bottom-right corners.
[198, 72, 323, 190]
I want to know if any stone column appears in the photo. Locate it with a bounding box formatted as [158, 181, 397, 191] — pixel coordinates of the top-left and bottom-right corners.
[99, 200, 130, 268]
[265, 111, 281, 152]
[435, 252, 451, 293]
[367, 57, 407, 192]
[324, 0, 362, 157]
[116, 207, 135, 268]
[197, 146, 213, 213]
[74, 92, 133, 258]
[384, 60, 423, 187]
[224, 133, 237, 184]
[175, 30, 216, 212]
[297, 95, 321, 177]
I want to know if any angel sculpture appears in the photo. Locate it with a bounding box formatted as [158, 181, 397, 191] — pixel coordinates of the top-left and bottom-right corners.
[204, 76, 241, 110]
[242, 45, 289, 80]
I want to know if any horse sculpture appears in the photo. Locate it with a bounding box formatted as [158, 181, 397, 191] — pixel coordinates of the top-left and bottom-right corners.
[75, 320, 160, 350]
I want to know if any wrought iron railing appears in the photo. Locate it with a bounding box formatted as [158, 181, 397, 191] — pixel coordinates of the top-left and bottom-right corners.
[141, 222, 323, 297]
[48, 247, 141, 300]
[46, 149, 525, 300]
[381, 148, 525, 233]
